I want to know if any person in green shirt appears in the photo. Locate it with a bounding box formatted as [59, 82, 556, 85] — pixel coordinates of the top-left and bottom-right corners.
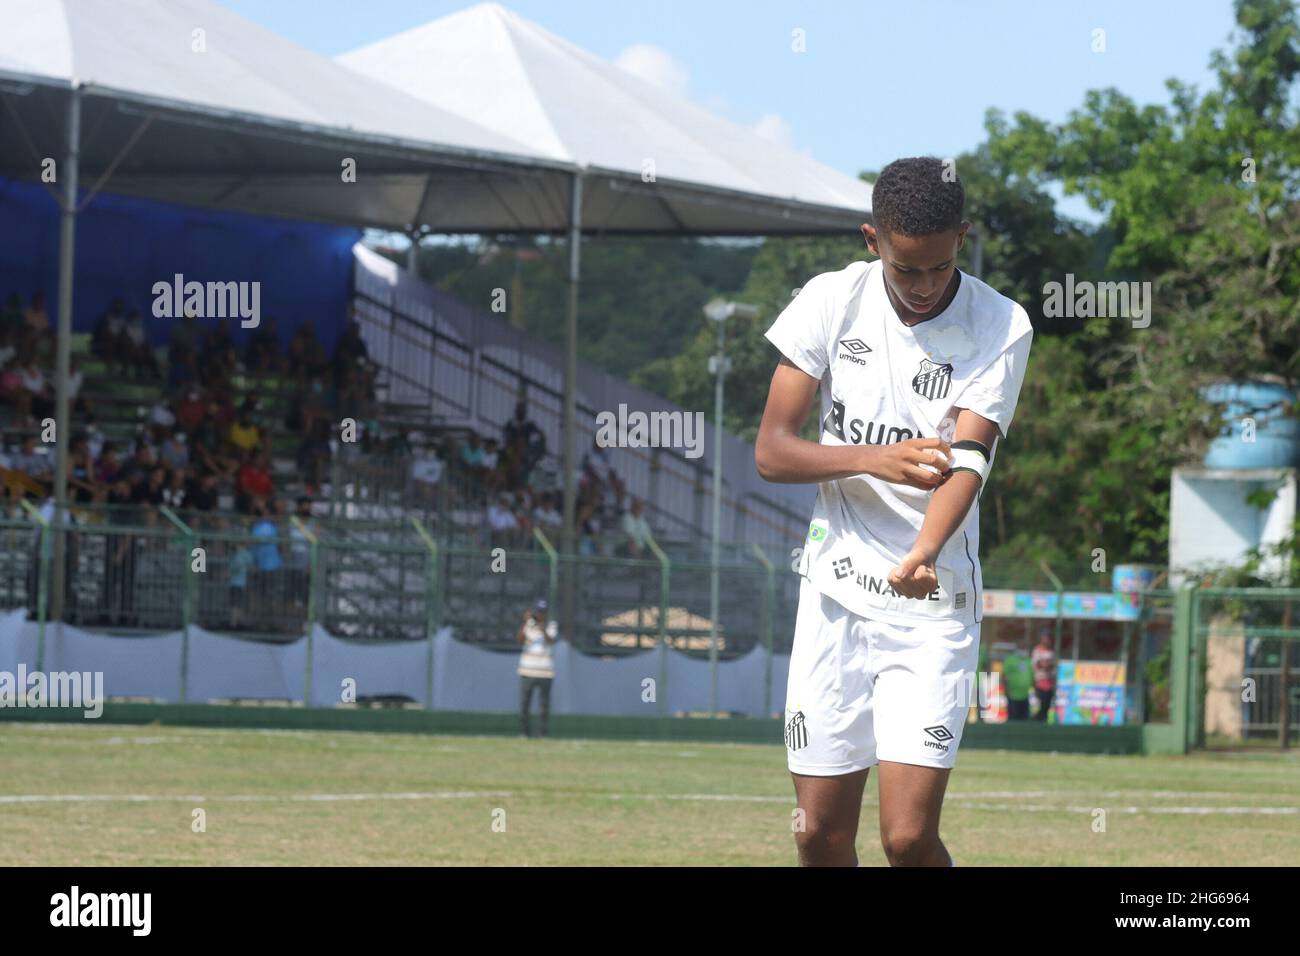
[1002, 643, 1033, 721]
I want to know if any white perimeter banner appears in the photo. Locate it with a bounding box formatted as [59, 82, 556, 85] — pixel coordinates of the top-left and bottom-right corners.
[0, 610, 789, 717]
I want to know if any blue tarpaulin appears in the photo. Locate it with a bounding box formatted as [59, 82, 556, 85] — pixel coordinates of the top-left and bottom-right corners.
[0, 176, 361, 351]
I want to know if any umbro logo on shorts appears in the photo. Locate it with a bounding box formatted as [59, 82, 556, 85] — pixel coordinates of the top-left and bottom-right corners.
[785, 711, 809, 751]
[912, 358, 953, 400]
[838, 338, 872, 365]
[923, 725, 953, 753]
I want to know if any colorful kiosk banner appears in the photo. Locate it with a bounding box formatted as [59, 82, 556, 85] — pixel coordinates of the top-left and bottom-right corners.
[1054, 661, 1127, 725]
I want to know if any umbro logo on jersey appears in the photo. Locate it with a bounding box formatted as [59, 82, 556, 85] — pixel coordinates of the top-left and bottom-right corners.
[923, 724, 953, 753]
[912, 358, 953, 400]
[785, 711, 809, 751]
[838, 338, 872, 365]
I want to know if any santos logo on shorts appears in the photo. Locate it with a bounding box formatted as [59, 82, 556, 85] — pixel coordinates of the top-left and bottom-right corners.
[923, 725, 954, 753]
[785, 711, 809, 751]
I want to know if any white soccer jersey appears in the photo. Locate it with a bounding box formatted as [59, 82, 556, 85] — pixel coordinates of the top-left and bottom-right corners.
[765, 259, 1033, 627]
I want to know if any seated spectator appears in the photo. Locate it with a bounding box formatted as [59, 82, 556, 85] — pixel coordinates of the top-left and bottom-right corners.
[288, 324, 327, 383]
[621, 496, 654, 558]
[167, 343, 200, 392]
[245, 318, 281, 374]
[499, 430, 530, 490]
[162, 468, 188, 509]
[227, 408, 261, 454]
[159, 429, 190, 473]
[460, 433, 486, 477]
[482, 438, 502, 489]
[236, 448, 274, 510]
[487, 492, 519, 547]
[65, 433, 98, 504]
[168, 307, 201, 364]
[131, 465, 168, 510]
[184, 470, 220, 514]
[10, 435, 52, 484]
[582, 434, 613, 485]
[92, 299, 129, 370]
[295, 420, 332, 493]
[23, 291, 47, 335]
[532, 491, 562, 532]
[191, 413, 237, 481]
[94, 442, 121, 485]
[124, 310, 159, 379]
[175, 388, 206, 432]
[15, 356, 52, 422]
[332, 319, 369, 377]
[289, 374, 336, 436]
[116, 442, 157, 491]
[147, 397, 176, 431]
[82, 412, 105, 460]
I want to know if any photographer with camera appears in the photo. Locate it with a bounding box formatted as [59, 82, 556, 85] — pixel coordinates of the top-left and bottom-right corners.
[517, 598, 559, 738]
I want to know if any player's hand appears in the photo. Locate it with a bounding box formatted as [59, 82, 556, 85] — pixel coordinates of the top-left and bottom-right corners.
[863, 438, 951, 490]
[889, 546, 939, 599]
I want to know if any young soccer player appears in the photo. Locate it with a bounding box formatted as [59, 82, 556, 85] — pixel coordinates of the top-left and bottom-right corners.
[755, 157, 1033, 866]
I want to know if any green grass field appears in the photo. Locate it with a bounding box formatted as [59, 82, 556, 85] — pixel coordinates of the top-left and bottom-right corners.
[2, 722, 1297, 866]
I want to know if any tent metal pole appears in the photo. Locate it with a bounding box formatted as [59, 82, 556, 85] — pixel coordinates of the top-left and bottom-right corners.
[51, 83, 81, 622]
[560, 171, 582, 643]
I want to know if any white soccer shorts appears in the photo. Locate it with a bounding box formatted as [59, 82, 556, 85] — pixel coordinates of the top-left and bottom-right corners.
[784, 576, 980, 774]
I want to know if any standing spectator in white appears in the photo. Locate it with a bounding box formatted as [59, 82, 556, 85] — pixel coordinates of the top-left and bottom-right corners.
[621, 496, 653, 558]
[487, 492, 518, 547]
[517, 598, 559, 738]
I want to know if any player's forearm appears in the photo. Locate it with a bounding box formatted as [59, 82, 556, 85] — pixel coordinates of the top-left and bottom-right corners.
[755, 431, 872, 484]
[912, 472, 981, 559]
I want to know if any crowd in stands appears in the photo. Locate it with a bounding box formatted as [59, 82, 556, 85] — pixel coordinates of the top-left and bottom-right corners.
[0, 291, 383, 528]
[430, 401, 653, 557]
[1, 287, 661, 629]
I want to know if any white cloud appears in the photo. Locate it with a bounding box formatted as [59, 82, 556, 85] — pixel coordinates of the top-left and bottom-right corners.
[614, 44, 689, 95]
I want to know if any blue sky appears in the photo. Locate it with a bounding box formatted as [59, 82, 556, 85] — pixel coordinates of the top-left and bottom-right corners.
[222, 0, 1240, 223]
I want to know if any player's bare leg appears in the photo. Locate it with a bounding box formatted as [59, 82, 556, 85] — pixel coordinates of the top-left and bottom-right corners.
[876, 761, 954, 866]
[791, 769, 869, 866]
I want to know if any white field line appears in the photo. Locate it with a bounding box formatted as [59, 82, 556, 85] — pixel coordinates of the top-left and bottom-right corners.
[0, 791, 1294, 815]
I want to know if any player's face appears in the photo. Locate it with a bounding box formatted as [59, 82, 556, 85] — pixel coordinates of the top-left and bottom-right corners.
[862, 224, 967, 321]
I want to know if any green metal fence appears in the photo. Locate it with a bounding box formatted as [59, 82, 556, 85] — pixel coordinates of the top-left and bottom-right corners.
[3, 506, 1295, 744]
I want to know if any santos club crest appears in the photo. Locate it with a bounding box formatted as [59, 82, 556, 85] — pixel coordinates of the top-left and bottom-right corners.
[912, 359, 953, 400]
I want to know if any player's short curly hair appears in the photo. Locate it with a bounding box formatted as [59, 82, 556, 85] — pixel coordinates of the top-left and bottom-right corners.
[870, 157, 965, 238]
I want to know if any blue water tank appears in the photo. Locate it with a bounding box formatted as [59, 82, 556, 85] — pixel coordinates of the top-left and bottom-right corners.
[1202, 382, 1299, 469]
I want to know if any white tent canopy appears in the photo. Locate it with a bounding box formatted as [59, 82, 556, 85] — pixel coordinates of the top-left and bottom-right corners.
[339, 1, 873, 235]
[0, 0, 574, 231]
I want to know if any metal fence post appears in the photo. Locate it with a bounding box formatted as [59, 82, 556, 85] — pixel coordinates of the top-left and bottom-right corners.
[159, 506, 195, 702]
[19, 501, 50, 672]
[411, 517, 441, 711]
[532, 527, 558, 612]
[751, 542, 775, 718]
[646, 534, 671, 717]
[1171, 585, 1195, 754]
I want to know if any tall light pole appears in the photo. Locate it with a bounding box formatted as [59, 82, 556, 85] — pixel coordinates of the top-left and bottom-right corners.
[703, 298, 758, 715]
